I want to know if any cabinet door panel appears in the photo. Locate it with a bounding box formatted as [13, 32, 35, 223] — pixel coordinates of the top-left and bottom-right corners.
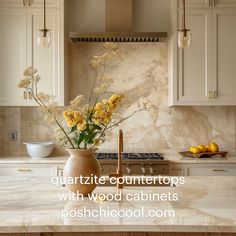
[178, 10, 212, 103]
[0, 8, 27, 106]
[27, 8, 63, 105]
[212, 9, 236, 102]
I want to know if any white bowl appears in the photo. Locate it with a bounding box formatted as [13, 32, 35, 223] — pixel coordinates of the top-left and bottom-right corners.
[24, 142, 54, 159]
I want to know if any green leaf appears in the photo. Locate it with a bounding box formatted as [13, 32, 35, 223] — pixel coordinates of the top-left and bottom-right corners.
[75, 131, 85, 148]
[69, 126, 77, 134]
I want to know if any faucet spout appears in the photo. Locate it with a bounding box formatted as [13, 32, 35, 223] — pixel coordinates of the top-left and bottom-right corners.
[109, 129, 124, 189]
[118, 129, 123, 173]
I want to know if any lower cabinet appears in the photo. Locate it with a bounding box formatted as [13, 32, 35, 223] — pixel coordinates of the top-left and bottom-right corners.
[0, 164, 57, 177]
[169, 163, 236, 176]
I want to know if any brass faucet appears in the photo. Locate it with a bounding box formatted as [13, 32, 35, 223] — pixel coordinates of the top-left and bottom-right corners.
[109, 129, 123, 189]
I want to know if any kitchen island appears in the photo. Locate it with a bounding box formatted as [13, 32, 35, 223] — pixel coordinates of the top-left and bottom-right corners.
[0, 176, 235, 235]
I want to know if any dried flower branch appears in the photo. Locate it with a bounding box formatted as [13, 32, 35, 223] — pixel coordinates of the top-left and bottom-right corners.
[18, 43, 152, 149]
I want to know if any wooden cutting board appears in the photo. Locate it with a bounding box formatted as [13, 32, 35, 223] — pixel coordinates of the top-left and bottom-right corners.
[179, 151, 228, 158]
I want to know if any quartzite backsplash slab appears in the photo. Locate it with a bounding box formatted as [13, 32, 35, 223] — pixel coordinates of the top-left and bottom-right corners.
[0, 42, 235, 156]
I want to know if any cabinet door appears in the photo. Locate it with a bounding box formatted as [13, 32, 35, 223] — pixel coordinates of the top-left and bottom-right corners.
[211, 8, 236, 104]
[27, 7, 64, 105]
[177, 9, 213, 104]
[0, 8, 28, 106]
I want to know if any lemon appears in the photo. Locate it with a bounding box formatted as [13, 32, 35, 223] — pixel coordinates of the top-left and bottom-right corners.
[205, 145, 210, 152]
[189, 146, 195, 152]
[209, 142, 219, 153]
[197, 145, 206, 153]
[190, 146, 201, 154]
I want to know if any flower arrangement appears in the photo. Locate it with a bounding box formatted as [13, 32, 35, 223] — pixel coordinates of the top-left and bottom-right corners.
[18, 43, 152, 149]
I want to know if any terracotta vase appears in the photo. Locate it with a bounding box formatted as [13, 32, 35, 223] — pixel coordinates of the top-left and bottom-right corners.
[64, 149, 101, 196]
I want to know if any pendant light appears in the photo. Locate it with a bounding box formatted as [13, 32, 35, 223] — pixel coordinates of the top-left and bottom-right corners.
[178, 0, 192, 49]
[37, 0, 51, 48]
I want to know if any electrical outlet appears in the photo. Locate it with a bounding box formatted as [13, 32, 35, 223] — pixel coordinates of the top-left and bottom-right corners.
[9, 131, 17, 141]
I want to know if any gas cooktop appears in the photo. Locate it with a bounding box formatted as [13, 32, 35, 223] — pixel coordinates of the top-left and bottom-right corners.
[96, 153, 164, 160]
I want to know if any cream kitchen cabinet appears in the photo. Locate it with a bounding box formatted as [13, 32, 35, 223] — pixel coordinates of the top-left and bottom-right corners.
[169, 0, 236, 106]
[0, 0, 64, 106]
[0, 164, 57, 176]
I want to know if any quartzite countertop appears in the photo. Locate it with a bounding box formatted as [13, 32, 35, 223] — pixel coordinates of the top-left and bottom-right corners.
[0, 176, 235, 233]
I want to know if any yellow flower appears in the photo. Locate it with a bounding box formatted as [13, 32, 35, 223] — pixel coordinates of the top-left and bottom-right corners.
[63, 110, 86, 131]
[92, 103, 112, 125]
[108, 94, 124, 110]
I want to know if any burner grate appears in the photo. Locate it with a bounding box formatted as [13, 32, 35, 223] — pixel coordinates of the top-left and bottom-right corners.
[96, 153, 164, 160]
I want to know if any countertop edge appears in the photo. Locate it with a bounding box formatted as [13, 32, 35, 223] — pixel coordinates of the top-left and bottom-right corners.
[1, 225, 236, 233]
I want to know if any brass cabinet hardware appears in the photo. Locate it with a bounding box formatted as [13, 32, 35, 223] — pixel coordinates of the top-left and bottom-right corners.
[23, 91, 27, 100]
[212, 169, 226, 172]
[208, 91, 217, 99]
[28, 91, 32, 99]
[208, 91, 213, 99]
[213, 91, 217, 99]
[141, 166, 146, 175]
[171, 168, 182, 171]
[28, 0, 32, 6]
[149, 166, 154, 175]
[23, 0, 27, 6]
[126, 165, 131, 175]
[17, 168, 32, 172]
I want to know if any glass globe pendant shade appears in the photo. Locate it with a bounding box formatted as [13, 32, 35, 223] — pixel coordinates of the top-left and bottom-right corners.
[178, 29, 192, 49]
[37, 29, 51, 49]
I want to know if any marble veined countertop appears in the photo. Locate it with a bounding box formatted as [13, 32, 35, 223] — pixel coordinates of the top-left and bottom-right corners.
[0, 176, 235, 233]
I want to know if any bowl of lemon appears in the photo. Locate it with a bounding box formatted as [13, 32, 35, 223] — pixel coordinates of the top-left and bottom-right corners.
[180, 142, 228, 158]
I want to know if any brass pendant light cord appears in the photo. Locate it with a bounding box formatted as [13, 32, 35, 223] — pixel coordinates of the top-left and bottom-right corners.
[182, 0, 187, 36]
[43, 0, 46, 29]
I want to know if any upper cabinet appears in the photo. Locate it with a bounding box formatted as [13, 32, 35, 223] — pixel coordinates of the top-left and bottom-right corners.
[169, 0, 236, 106]
[0, 0, 64, 106]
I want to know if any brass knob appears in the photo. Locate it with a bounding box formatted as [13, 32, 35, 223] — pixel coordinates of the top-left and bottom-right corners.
[141, 166, 146, 175]
[126, 166, 131, 175]
[149, 166, 154, 175]
[213, 91, 217, 99]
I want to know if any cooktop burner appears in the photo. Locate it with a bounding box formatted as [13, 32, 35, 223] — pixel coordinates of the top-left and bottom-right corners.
[96, 153, 164, 160]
